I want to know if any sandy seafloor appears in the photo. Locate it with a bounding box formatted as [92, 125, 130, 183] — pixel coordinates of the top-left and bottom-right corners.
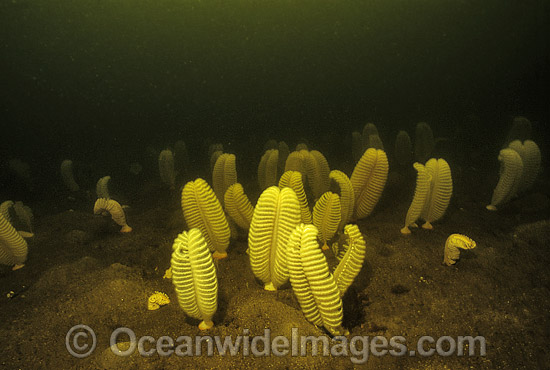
[1, 150, 549, 370]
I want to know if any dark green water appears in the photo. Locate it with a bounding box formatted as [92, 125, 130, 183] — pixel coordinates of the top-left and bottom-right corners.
[0, 0, 548, 198]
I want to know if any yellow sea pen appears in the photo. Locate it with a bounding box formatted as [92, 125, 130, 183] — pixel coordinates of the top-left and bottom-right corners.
[486, 148, 523, 211]
[181, 178, 230, 259]
[332, 224, 366, 297]
[422, 158, 452, 229]
[329, 170, 354, 230]
[350, 148, 389, 219]
[60, 159, 79, 192]
[312, 192, 341, 251]
[362, 123, 383, 151]
[171, 228, 218, 330]
[284, 151, 306, 178]
[158, 149, 176, 190]
[213, 153, 237, 206]
[287, 224, 322, 327]
[443, 234, 476, 266]
[508, 140, 541, 193]
[248, 186, 301, 291]
[96, 176, 111, 199]
[287, 224, 345, 336]
[94, 198, 132, 233]
[401, 163, 431, 234]
[224, 183, 254, 230]
[279, 170, 311, 224]
[258, 149, 279, 191]
[0, 212, 28, 270]
[304, 150, 330, 200]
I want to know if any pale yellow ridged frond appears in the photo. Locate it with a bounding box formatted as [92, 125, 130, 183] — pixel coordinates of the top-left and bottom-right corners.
[224, 183, 254, 230]
[258, 149, 279, 191]
[181, 178, 230, 258]
[487, 148, 523, 211]
[301, 150, 316, 196]
[248, 186, 301, 290]
[508, 140, 541, 192]
[443, 234, 476, 266]
[366, 134, 384, 151]
[333, 224, 366, 297]
[159, 149, 176, 189]
[0, 201, 14, 223]
[520, 140, 541, 191]
[284, 151, 306, 178]
[224, 155, 237, 191]
[305, 150, 331, 199]
[298, 149, 312, 190]
[94, 198, 132, 233]
[279, 170, 311, 224]
[300, 224, 345, 336]
[401, 163, 431, 234]
[361, 123, 380, 151]
[422, 158, 452, 229]
[329, 170, 355, 230]
[60, 159, 79, 192]
[0, 212, 28, 267]
[312, 192, 341, 248]
[350, 148, 389, 219]
[171, 228, 218, 330]
[213, 153, 237, 207]
[287, 224, 323, 327]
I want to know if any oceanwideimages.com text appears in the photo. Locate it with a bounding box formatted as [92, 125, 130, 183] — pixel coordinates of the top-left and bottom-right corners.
[66, 325, 486, 364]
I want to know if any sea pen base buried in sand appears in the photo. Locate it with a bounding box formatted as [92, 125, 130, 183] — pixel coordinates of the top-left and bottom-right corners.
[171, 229, 218, 330]
[400, 222, 418, 235]
[198, 319, 214, 330]
[212, 251, 227, 260]
[119, 225, 133, 233]
[422, 221, 433, 230]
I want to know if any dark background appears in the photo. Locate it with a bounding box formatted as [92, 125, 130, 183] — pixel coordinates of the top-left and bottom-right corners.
[1, 0, 548, 198]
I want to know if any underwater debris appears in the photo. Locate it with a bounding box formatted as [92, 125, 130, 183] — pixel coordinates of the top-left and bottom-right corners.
[147, 291, 170, 311]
